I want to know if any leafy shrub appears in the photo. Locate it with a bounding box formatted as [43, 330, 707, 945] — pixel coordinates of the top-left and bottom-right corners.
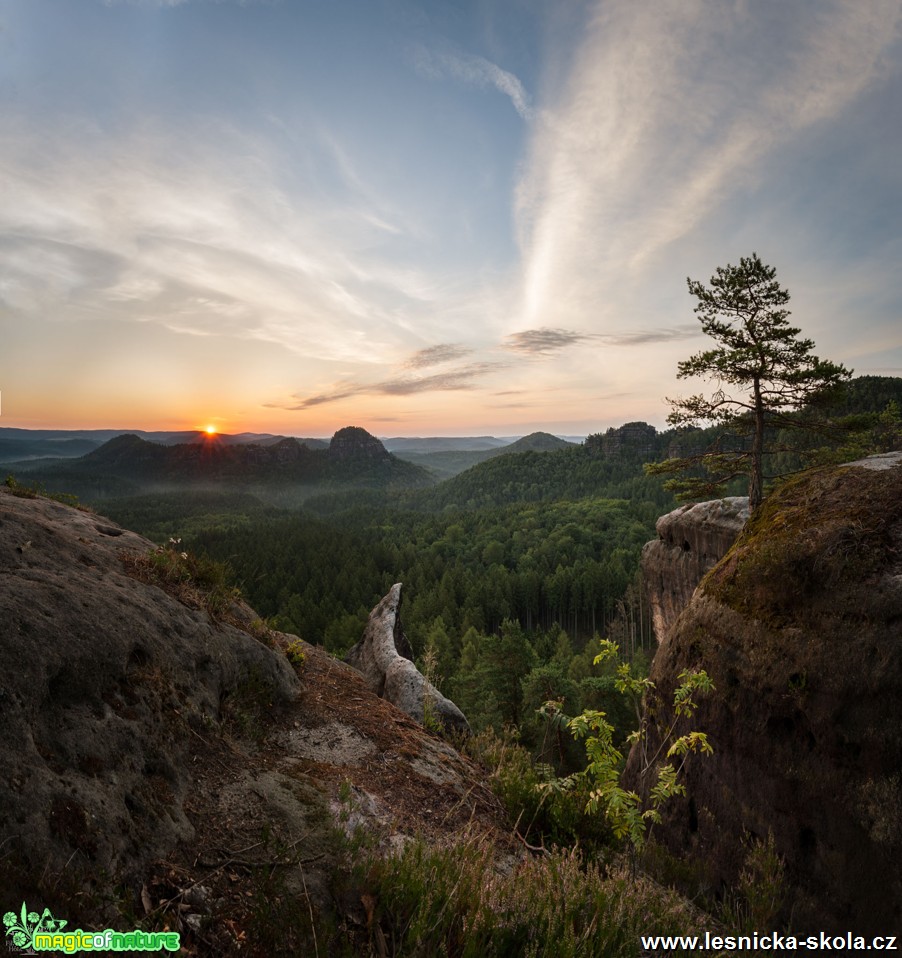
[540, 640, 714, 852]
[462, 728, 608, 851]
[719, 832, 786, 933]
[284, 639, 306, 668]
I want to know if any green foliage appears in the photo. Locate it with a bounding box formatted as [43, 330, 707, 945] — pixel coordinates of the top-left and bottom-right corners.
[403, 446, 675, 513]
[125, 539, 241, 618]
[647, 253, 852, 509]
[462, 727, 601, 849]
[5, 473, 38, 498]
[193, 496, 659, 649]
[418, 642, 444, 734]
[804, 400, 902, 467]
[719, 833, 786, 934]
[542, 641, 714, 852]
[5, 473, 81, 507]
[284, 639, 306, 668]
[102, 489, 278, 542]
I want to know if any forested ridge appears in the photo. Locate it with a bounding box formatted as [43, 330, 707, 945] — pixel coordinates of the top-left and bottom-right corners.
[99, 441, 669, 752]
[80, 374, 902, 748]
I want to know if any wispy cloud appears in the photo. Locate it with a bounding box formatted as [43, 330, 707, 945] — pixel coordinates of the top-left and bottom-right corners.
[0, 117, 463, 364]
[599, 325, 698, 347]
[268, 362, 506, 410]
[404, 343, 473, 369]
[503, 327, 588, 355]
[516, 1, 902, 332]
[503, 325, 699, 355]
[413, 46, 534, 120]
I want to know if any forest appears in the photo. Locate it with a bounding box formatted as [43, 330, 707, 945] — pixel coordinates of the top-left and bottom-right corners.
[96, 375, 902, 762]
[103, 445, 665, 758]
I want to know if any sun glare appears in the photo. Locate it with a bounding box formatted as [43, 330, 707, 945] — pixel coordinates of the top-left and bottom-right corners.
[204, 424, 217, 436]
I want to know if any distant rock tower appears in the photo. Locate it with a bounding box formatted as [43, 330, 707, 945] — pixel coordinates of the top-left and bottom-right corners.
[328, 426, 390, 460]
[585, 421, 658, 458]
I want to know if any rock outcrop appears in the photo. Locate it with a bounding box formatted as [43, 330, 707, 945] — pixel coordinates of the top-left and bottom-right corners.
[0, 488, 499, 949]
[345, 583, 471, 734]
[0, 489, 300, 894]
[585, 421, 658, 458]
[627, 455, 902, 933]
[328, 425, 390, 460]
[642, 496, 749, 642]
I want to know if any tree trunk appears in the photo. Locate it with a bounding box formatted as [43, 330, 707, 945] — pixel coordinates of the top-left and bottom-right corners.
[750, 378, 765, 510]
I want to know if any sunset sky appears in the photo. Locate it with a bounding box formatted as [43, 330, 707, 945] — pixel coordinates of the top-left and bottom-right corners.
[2, 0, 901, 437]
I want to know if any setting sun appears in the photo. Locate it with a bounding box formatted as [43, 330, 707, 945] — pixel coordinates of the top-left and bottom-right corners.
[204, 424, 217, 436]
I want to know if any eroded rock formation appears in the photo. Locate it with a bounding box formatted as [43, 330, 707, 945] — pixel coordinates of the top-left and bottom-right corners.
[585, 421, 658, 458]
[328, 425, 390, 460]
[627, 454, 902, 933]
[345, 583, 470, 734]
[642, 496, 749, 642]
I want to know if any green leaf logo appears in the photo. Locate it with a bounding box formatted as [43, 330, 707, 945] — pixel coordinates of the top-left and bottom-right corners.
[3, 903, 66, 951]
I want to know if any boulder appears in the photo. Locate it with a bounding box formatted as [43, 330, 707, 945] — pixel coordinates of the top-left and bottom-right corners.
[642, 496, 749, 642]
[0, 487, 300, 901]
[627, 456, 902, 933]
[345, 584, 470, 735]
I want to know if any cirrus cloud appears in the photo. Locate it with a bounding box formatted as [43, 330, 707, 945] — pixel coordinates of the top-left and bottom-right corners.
[266, 361, 507, 411]
[412, 46, 535, 121]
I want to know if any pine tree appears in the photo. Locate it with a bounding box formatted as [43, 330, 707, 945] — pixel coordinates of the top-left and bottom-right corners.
[648, 253, 852, 510]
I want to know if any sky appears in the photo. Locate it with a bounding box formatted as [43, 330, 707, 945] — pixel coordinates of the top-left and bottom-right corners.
[2, 0, 901, 437]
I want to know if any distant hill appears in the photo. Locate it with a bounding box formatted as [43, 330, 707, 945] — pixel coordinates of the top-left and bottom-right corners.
[0, 427, 329, 463]
[504, 432, 575, 453]
[0, 436, 102, 463]
[12, 427, 433, 505]
[392, 431, 577, 479]
[823, 374, 902, 416]
[369, 441, 675, 515]
[382, 436, 509, 453]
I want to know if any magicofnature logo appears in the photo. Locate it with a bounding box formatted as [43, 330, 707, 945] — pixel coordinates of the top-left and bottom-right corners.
[3, 902, 180, 953]
[3, 904, 65, 951]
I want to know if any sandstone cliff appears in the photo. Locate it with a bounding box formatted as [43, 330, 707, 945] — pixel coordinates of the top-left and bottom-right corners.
[642, 496, 749, 642]
[585, 421, 658, 458]
[0, 487, 505, 952]
[629, 453, 902, 933]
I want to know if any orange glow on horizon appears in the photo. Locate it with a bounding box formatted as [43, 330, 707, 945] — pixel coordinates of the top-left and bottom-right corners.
[204, 424, 217, 436]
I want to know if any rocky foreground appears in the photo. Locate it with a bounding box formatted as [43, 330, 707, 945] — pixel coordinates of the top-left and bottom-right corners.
[0, 486, 506, 952]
